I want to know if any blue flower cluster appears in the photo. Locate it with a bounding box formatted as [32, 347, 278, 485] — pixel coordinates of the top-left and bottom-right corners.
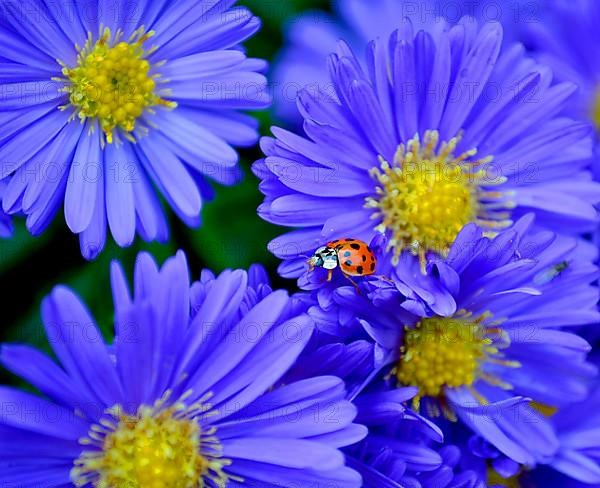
[1, 0, 600, 487]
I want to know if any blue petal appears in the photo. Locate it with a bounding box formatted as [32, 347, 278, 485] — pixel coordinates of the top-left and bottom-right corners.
[105, 142, 136, 247]
[65, 124, 101, 233]
[41, 286, 124, 409]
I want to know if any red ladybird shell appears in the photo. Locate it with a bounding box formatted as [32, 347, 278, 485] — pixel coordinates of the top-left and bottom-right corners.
[326, 238, 376, 277]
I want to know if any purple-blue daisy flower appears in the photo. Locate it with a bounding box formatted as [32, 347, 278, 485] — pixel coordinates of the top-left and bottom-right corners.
[273, 0, 540, 126]
[288, 337, 496, 487]
[0, 0, 269, 259]
[307, 214, 599, 472]
[0, 251, 365, 486]
[256, 16, 599, 282]
[284, 339, 482, 488]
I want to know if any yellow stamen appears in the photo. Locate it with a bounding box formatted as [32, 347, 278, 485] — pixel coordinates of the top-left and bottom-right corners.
[60, 27, 176, 144]
[395, 312, 518, 412]
[71, 393, 231, 487]
[366, 130, 512, 272]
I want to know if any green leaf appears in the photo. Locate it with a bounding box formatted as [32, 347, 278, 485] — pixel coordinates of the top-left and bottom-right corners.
[189, 166, 283, 271]
[0, 220, 54, 273]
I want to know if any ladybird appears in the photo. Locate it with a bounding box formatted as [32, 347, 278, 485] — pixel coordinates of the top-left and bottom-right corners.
[308, 238, 377, 283]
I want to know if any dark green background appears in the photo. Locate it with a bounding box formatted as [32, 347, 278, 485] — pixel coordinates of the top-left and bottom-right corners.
[0, 0, 330, 385]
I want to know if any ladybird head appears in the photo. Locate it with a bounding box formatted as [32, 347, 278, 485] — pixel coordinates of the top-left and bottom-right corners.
[308, 246, 339, 271]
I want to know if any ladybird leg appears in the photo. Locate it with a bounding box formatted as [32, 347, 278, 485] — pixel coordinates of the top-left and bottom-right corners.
[327, 269, 333, 282]
[343, 273, 361, 294]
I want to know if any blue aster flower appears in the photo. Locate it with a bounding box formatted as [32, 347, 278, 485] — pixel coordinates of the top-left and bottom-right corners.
[0, 251, 366, 486]
[0, 0, 269, 259]
[273, 0, 540, 126]
[306, 214, 600, 472]
[285, 339, 485, 488]
[256, 16, 599, 286]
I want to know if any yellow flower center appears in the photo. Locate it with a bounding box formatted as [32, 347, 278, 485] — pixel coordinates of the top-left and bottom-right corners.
[61, 28, 175, 144]
[396, 313, 518, 412]
[366, 131, 512, 271]
[72, 397, 229, 488]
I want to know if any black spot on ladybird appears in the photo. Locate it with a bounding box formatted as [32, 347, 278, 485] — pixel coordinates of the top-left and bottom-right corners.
[350, 243, 361, 250]
[357, 266, 364, 274]
[344, 251, 351, 257]
[370, 263, 375, 271]
[345, 238, 353, 242]
[345, 260, 353, 266]
[362, 255, 367, 262]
